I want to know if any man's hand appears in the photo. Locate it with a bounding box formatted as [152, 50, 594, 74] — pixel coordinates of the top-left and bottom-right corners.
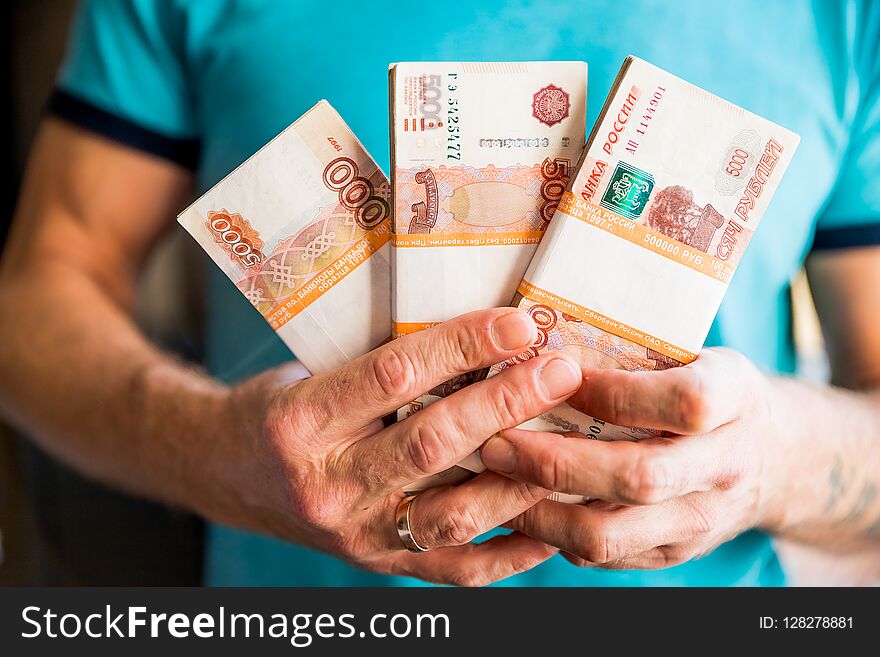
[216, 307, 582, 585]
[472, 249, 880, 576]
[480, 348, 776, 569]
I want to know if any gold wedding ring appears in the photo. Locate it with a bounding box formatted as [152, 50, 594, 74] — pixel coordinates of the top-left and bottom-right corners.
[395, 494, 429, 552]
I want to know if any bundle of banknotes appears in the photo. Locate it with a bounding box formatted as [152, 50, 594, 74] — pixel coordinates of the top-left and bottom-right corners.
[178, 101, 392, 374]
[178, 57, 799, 501]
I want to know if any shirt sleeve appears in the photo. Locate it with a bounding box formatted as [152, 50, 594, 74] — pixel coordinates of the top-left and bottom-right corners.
[813, 0, 880, 250]
[48, 0, 199, 168]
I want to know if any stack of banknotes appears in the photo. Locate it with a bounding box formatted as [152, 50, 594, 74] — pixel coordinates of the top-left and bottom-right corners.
[178, 57, 799, 501]
[178, 101, 392, 374]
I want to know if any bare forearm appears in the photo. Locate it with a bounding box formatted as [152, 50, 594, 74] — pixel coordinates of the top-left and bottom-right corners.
[761, 375, 880, 548]
[0, 263, 239, 520]
[0, 121, 262, 526]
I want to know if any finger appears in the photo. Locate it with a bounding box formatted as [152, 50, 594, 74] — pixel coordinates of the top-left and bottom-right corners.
[505, 493, 720, 565]
[481, 427, 743, 504]
[566, 348, 750, 435]
[559, 549, 672, 570]
[561, 552, 592, 568]
[394, 531, 558, 587]
[404, 472, 549, 550]
[341, 352, 582, 499]
[587, 543, 694, 570]
[297, 308, 538, 432]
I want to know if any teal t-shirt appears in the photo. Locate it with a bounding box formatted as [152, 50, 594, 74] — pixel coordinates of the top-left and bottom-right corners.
[54, 0, 880, 586]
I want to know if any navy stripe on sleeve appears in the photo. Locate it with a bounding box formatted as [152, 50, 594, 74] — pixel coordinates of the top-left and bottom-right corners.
[46, 89, 200, 169]
[811, 223, 880, 251]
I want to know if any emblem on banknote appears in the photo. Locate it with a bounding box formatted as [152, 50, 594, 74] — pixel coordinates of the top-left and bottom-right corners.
[532, 84, 571, 127]
[205, 209, 265, 269]
[646, 186, 725, 253]
[600, 161, 654, 220]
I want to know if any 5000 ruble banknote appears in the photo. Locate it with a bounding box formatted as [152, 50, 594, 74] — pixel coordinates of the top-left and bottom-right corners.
[178, 100, 391, 374]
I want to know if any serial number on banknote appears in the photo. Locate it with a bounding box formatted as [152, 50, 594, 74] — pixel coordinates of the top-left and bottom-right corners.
[626, 85, 666, 156]
[446, 72, 461, 160]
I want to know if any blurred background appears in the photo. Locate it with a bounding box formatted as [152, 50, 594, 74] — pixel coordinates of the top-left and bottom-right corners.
[0, 0, 203, 585]
[0, 1, 873, 586]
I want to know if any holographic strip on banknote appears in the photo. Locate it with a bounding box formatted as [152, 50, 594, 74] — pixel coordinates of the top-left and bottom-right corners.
[178, 100, 391, 374]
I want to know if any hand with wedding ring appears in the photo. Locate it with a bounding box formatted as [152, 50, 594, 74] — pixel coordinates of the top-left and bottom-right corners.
[217, 308, 583, 586]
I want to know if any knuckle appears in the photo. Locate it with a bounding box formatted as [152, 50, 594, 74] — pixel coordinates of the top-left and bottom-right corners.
[283, 378, 332, 433]
[371, 346, 417, 400]
[501, 483, 535, 510]
[514, 481, 550, 506]
[564, 553, 591, 568]
[675, 375, 710, 433]
[605, 380, 631, 423]
[258, 397, 342, 530]
[447, 566, 489, 588]
[537, 451, 569, 492]
[617, 453, 668, 505]
[435, 503, 482, 547]
[260, 404, 289, 454]
[508, 552, 541, 576]
[658, 544, 692, 568]
[261, 390, 313, 451]
[579, 528, 614, 564]
[688, 502, 721, 537]
[717, 453, 748, 491]
[287, 484, 336, 529]
[405, 418, 455, 476]
[517, 507, 547, 539]
[489, 379, 529, 428]
[446, 322, 487, 372]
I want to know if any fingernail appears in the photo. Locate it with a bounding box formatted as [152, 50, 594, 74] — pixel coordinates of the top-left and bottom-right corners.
[491, 312, 535, 351]
[540, 358, 581, 399]
[481, 436, 517, 473]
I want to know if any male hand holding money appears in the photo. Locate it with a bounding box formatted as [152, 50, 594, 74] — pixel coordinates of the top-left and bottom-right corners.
[221, 306, 581, 583]
[483, 347, 854, 569]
